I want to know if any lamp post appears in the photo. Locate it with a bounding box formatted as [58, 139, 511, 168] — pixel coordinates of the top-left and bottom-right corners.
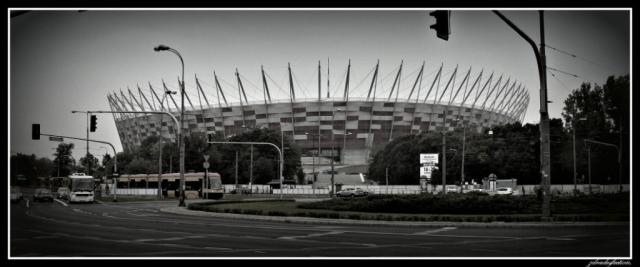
[572, 117, 587, 194]
[154, 44, 186, 207]
[454, 116, 471, 192]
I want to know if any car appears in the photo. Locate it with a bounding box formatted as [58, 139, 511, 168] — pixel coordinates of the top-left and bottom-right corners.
[57, 187, 70, 200]
[446, 185, 460, 193]
[10, 187, 23, 203]
[496, 187, 514, 195]
[33, 188, 54, 202]
[464, 188, 486, 194]
[336, 188, 368, 197]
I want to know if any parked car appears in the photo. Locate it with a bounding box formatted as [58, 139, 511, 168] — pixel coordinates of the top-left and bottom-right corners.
[336, 188, 368, 197]
[10, 187, 23, 203]
[446, 185, 460, 193]
[464, 188, 486, 194]
[33, 188, 54, 202]
[496, 187, 514, 195]
[57, 187, 70, 200]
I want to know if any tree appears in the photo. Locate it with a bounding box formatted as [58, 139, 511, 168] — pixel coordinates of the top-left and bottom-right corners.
[52, 143, 75, 177]
[562, 76, 627, 185]
[214, 129, 302, 184]
[125, 158, 156, 174]
[79, 153, 99, 175]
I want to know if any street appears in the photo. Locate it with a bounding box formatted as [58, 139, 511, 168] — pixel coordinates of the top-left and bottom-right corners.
[9, 199, 630, 257]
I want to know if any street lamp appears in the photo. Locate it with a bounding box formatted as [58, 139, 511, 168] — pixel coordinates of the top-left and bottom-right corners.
[454, 116, 470, 192]
[572, 117, 587, 194]
[154, 44, 186, 207]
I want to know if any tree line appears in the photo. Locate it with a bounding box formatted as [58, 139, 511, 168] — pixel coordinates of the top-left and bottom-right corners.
[11, 128, 305, 186]
[367, 75, 629, 186]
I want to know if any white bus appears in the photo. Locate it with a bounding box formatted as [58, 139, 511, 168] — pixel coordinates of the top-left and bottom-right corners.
[68, 173, 95, 203]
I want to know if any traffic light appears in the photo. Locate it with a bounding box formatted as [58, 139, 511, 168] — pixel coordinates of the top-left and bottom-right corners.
[32, 124, 40, 140]
[90, 115, 97, 132]
[429, 10, 451, 41]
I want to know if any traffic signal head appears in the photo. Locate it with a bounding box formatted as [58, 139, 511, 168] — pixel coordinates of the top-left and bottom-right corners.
[429, 10, 451, 41]
[32, 124, 40, 140]
[90, 115, 97, 132]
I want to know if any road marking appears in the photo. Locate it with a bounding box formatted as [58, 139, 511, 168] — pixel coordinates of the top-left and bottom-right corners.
[54, 199, 68, 207]
[33, 235, 59, 240]
[278, 231, 344, 240]
[413, 227, 457, 235]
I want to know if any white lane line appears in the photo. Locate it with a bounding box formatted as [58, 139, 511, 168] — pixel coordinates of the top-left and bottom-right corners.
[33, 235, 59, 239]
[413, 227, 457, 235]
[278, 231, 345, 240]
[54, 199, 68, 207]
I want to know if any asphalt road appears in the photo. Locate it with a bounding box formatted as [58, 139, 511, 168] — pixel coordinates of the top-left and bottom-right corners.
[9, 198, 630, 258]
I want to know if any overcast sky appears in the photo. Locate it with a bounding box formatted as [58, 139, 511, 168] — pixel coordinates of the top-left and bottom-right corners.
[9, 8, 630, 162]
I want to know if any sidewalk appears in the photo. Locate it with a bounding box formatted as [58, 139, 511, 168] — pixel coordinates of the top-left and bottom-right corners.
[158, 201, 629, 228]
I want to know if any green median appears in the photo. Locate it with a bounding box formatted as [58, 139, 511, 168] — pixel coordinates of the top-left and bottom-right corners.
[187, 192, 629, 222]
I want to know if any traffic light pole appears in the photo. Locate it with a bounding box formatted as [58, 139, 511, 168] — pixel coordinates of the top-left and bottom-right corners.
[86, 113, 90, 173]
[493, 10, 551, 219]
[74, 110, 181, 205]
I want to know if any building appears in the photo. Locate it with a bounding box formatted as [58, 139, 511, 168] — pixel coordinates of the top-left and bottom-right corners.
[107, 62, 529, 165]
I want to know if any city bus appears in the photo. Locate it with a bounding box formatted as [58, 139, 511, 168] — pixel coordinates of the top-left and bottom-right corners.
[68, 173, 95, 203]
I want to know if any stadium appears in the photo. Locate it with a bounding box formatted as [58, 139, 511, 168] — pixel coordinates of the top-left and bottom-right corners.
[107, 61, 530, 166]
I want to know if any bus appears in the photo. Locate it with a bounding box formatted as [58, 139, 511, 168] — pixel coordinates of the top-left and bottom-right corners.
[68, 173, 95, 203]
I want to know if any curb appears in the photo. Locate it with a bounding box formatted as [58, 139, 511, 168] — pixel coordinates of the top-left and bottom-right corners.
[159, 206, 629, 228]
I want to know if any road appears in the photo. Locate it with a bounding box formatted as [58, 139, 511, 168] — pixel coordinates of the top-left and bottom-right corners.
[9, 198, 630, 258]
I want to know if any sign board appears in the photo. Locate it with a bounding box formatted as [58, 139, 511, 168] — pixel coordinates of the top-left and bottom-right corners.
[203, 155, 210, 161]
[49, 136, 64, 142]
[203, 162, 210, 169]
[420, 153, 439, 180]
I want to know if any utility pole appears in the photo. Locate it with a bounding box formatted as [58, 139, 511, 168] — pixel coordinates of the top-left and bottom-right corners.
[587, 144, 592, 194]
[385, 167, 389, 194]
[442, 108, 447, 195]
[460, 123, 466, 192]
[235, 150, 239, 190]
[573, 122, 577, 194]
[250, 144, 253, 191]
[86, 112, 90, 174]
[493, 10, 551, 218]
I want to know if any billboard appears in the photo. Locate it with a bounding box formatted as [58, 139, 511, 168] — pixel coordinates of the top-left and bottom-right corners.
[420, 153, 439, 180]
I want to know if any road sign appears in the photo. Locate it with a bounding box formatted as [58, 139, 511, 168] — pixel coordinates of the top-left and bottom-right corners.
[420, 153, 439, 179]
[49, 136, 64, 142]
[204, 155, 210, 161]
[203, 162, 210, 169]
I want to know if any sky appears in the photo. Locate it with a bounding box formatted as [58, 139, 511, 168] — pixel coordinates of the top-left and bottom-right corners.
[9, 8, 631, 163]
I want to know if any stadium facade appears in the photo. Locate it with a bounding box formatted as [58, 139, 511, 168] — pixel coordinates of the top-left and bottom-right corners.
[107, 61, 530, 165]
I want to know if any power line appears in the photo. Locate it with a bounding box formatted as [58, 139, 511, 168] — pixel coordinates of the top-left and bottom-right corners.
[548, 71, 573, 94]
[544, 44, 616, 72]
[547, 66, 578, 78]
